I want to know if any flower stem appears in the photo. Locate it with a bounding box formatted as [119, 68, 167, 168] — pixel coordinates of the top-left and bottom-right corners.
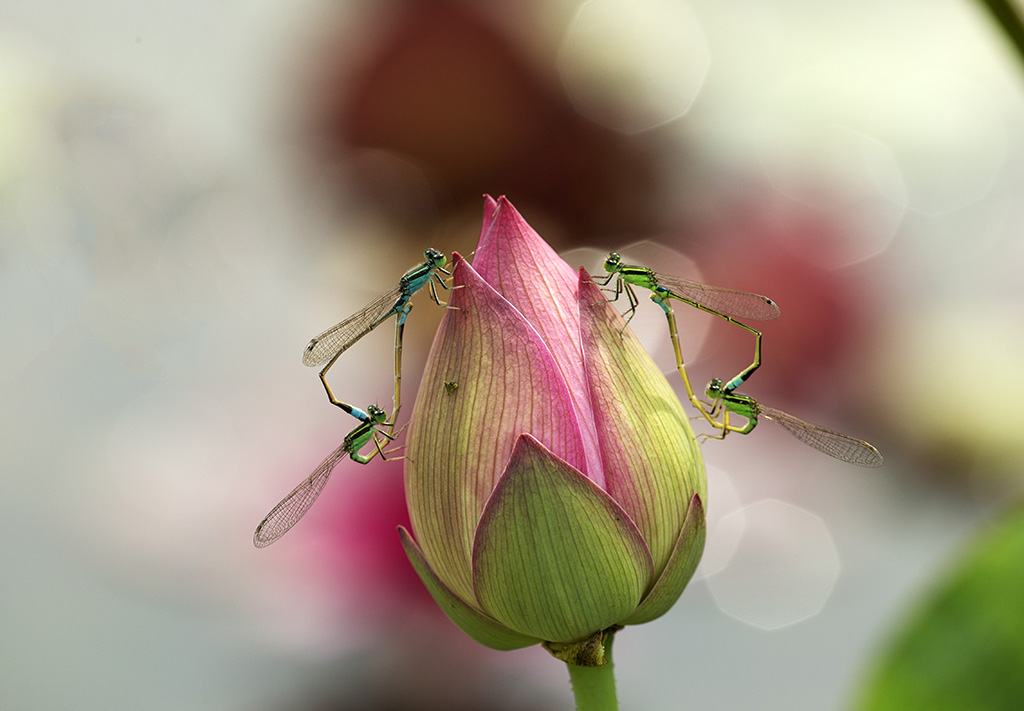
[566, 633, 618, 711]
[976, 0, 1024, 74]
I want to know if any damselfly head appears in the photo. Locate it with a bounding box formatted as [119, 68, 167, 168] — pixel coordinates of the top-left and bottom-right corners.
[424, 248, 447, 268]
[366, 404, 388, 424]
[705, 378, 725, 400]
[603, 252, 622, 273]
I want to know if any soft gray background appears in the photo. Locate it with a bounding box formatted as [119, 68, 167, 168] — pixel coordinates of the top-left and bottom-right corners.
[2, 1, 1021, 709]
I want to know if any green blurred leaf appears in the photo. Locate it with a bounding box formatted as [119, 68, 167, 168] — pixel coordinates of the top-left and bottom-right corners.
[856, 503, 1024, 711]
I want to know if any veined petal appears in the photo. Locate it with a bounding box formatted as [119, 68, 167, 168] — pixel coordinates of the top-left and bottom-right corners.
[405, 254, 588, 604]
[623, 494, 706, 625]
[577, 270, 706, 578]
[478, 194, 499, 239]
[473, 196, 603, 485]
[472, 435, 653, 643]
[399, 527, 541, 650]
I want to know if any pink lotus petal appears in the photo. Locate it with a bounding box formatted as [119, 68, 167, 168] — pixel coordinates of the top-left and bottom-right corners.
[478, 194, 499, 239]
[405, 253, 589, 604]
[473, 196, 603, 482]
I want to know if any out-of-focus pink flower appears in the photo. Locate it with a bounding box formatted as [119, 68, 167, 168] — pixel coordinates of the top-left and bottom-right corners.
[399, 196, 706, 665]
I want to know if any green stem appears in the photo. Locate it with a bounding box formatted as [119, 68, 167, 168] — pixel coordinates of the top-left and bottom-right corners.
[976, 0, 1024, 74]
[566, 633, 618, 711]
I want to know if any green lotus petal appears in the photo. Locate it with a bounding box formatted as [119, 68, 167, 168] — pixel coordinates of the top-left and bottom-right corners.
[622, 494, 706, 625]
[472, 435, 654, 643]
[577, 271, 706, 579]
[399, 526, 540, 651]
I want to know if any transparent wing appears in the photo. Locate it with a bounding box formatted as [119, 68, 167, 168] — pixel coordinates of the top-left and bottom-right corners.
[654, 273, 780, 321]
[302, 285, 405, 367]
[252, 442, 350, 548]
[761, 406, 883, 467]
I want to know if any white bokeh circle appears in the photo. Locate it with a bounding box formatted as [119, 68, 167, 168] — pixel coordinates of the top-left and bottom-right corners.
[704, 498, 841, 630]
[558, 0, 710, 133]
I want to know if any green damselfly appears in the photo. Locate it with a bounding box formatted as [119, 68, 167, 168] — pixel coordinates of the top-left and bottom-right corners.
[253, 402, 400, 547]
[704, 378, 883, 466]
[650, 287, 881, 466]
[303, 249, 450, 427]
[602, 252, 778, 392]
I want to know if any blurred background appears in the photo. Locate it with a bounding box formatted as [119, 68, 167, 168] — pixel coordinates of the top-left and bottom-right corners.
[3, 0, 1023, 709]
